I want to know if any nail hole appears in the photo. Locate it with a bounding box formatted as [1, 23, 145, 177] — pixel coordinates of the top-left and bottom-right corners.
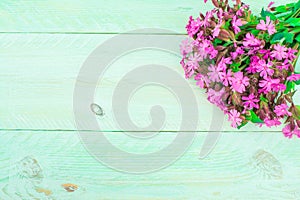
[90, 103, 105, 117]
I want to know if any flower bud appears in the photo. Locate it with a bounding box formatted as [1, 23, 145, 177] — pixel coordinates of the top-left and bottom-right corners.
[228, 30, 235, 40]
[210, 21, 217, 28]
[290, 120, 296, 131]
[212, 0, 219, 7]
[258, 109, 267, 120]
[293, 105, 300, 119]
[222, 92, 230, 103]
[224, 13, 234, 20]
[289, 64, 294, 72]
[214, 83, 223, 91]
[232, 92, 242, 106]
[200, 13, 205, 20]
[263, 104, 271, 115]
[217, 29, 231, 41]
[215, 45, 226, 51]
[296, 120, 300, 129]
[285, 95, 293, 104]
[266, 93, 276, 103]
[249, 86, 257, 95]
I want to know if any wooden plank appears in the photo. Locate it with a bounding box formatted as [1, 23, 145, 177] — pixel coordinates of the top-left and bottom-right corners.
[0, 33, 299, 131]
[0, 131, 300, 199]
[0, 0, 211, 34]
[0, 0, 295, 34]
[0, 34, 299, 131]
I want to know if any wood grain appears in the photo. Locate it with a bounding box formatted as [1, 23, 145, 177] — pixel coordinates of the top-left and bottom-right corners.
[0, 0, 296, 34]
[0, 34, 299, 131]
[1, 0, 300, 198]
[0, 0, 210, 34]
[0, 131, 300, 199]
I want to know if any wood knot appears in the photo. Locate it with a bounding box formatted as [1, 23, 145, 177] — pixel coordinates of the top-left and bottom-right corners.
[62, 183, 78, 192]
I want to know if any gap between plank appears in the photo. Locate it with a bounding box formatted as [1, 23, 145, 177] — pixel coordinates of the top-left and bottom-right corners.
[0, 32, 188, 35]
[0, 129, 282, 133]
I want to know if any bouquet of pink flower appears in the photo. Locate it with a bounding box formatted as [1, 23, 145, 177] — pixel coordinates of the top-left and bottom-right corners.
[180, 0, 300, 138]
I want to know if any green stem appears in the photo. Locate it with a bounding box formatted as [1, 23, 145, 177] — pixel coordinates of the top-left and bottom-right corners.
[290, 28, 300, 34]
[292, 48, 300, 68]
[291, 8, 300, 18]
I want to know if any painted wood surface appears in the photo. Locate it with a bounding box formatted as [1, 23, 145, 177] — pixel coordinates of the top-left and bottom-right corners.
[0, 34, 299, 131]
[0, 0, 295, 34]
[0, 131, 300, 199]
[1, 0, 300, 199]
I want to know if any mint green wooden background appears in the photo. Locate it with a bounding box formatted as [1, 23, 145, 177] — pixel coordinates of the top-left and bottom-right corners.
[1, 0, 300, 199]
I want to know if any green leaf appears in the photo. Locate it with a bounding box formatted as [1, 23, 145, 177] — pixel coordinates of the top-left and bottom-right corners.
[245, 58, 250, 65]
[251, 29, 260, 36]
[294, 1, 300, 12]
[213, 38, 223, 46]
[271, 32, 295, 44]
[295, 72, 300, 85]
[260, 95, 268, 103]
[276, 5, 287, 13]
[237, 121, 248, 129]
[261, 9, 277, 20]
[223, 20, 232, 30]
[271, 32, 285, 44]
[248, 110, 264, 123]
[230, 62, 241, 72]
[286, 18, 300, 27]
[296, 34, 300, 42]
[284, 32, 294, 43]
[294, 105, 300, 120]
[284, 81, 296, 94]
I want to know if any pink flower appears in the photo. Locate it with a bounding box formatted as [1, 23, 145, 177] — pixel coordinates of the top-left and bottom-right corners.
[287, 48, 297, 61]
[256, 59, 274, 79]
[186, 16, 202, 37]
[243, 33, 261, 48]
[271, 44, 287, 60]
[259, 77, 280, 94]
[217, 57, 232, 71]
[246, 56, 259, 73]
[184, 52, 202, 78]
[203, 11, 214, 28]
[213, 23, 221, 38]
[219, 69, 233, 86]
[228, 109, 243, 128]
[268, 2, 275, 9]
[283, 124, 300, 138]
[246, 65, 257, 74]
[274, 104, 292, 117]
[276, 59, 290, 70]
[264, 118, 281, 128]
[194, 73, 205, 88]
[195, 39, 211, 59]
[272, 83, 286, 92]
[180, 38, 193, 56]
[242, 94, 259, 110]
[287, 74, 300, 82]
[207, 64, 221, 82]
[205, 45, 219, 59]
[259, 49, 271, 60]
[236, 4, 249, 16]
[230, 72, 250, 93]
[256, 16, 276, 35]
[232, 16, 243, 34]
[207, 88, 226, 108]
[231, 47, 245, 60]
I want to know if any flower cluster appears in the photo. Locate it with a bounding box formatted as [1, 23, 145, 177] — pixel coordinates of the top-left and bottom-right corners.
[180, 0, 300, 138]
